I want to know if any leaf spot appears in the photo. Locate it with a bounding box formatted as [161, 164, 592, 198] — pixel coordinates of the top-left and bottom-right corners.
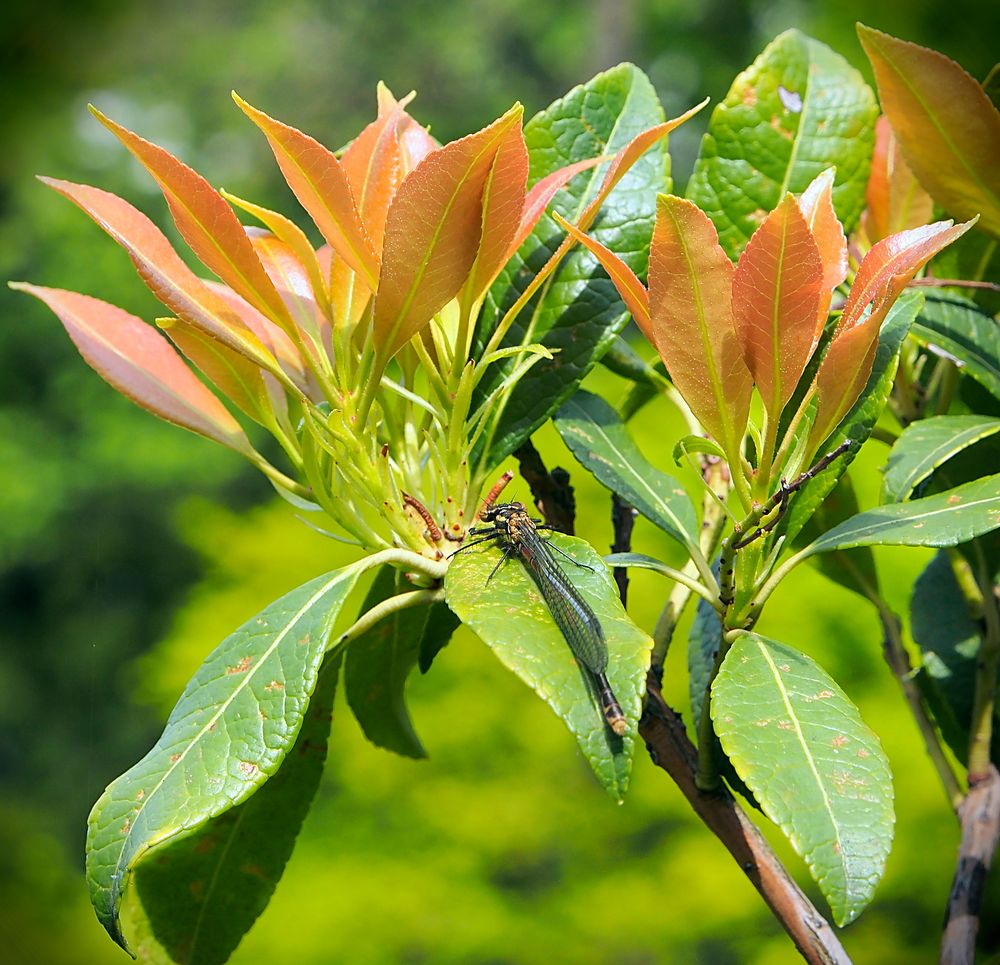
[769, 115, 793, 140]
[741, 86, 757, 107]
[120, 819, 131, 834]
[135, 789, 145, 801]
[241, 863, 269, 881]
[779, 663, 792, 673]
[265, 680, 284, 691]
[831, 735, 848, 749]
[778, 720, 794, 731]
[170, 753, 182, 763]
[226, 656, 254, 675]
[856, 747, 870, 759]
[298, 631, 312, 647]
[239, 760, 261, 779]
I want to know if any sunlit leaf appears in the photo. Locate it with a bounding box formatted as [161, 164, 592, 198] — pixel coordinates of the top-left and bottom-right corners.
[687, 29, 878, 259]
[860, 116, 934, 244]
[132, 653, 341, 965]
[858, 25, 1000, 238]
[86, 562, 369, 951]
[233, 93, 380, 289]
[90, 106, 297, 334]
[712, 633, 894, 925]
[797, 168, 847, 333]
[512, 156, 604, 255]
[12, 284, 253, 455]
[732, 193, 823, 419]
[910, 293, 1000, 401]
[445, 533, 652, 801]
[882, 415, 1000, 503]
[39, 178, 279, 375]
[554, 390, 697, 549]
[374, 105, 523, 361]
[798, 474, 1000, 557]
[650, 195, 752, 461]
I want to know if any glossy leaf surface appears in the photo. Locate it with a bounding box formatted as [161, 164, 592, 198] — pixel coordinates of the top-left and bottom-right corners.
[858, 25, 1000, 238]
[882, 415, 1000, 503]
[687, 29, 877, 260]
[712, 633, 894, 925]
[554, 390, 697, 549]
[86, 564, 368, 951]
[445, 533, 653, 801]
[474, 64, 670, 466]
[13, 284, 252, 455]
[132, 654, 341, 965]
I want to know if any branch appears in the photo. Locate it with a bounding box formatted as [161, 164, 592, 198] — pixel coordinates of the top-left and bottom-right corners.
[610, 494, 637, 605]
[640, 676, 851, 965]
[513, 439, 576, 533]
[941, 765, 1000, 965]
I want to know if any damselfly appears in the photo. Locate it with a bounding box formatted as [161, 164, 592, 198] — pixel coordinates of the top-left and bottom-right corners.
[457, 501, 627, 736]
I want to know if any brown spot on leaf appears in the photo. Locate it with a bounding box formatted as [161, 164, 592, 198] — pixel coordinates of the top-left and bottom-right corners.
[948, 494, 962, 505]
[194, 837, 216, 855]
[190, 881, 204, 897]
[857, 747, 870, 759]
[265, 680, 284, 691]
[754, 719, 770, 728]
[298, 632, 312, 647]
[769, 115, 793, 140]
[832, 735, 848, 749]
[779, 663, 791, 673]
[226, 656, 253, 675]
[120, 820, 131, 834]
[741, 86, 757, 107]
[170, 754, 182, 764]
[239, 761, 260, 779]
[241, 863, 269, 881]
[778, 720, 794, 731]
[136, 789, 145, 801]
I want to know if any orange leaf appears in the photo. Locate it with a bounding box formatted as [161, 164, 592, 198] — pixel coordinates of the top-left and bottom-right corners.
[373, 105, 523, 361]
[732, 193, 823, 419]
[341, 102, 408, 252]
[551, 212, 650, 336]
[840, 220, 977, 332]
[376, 83, 437, 173]
[461, 117, 529, 306]
[858, 25, 1000, 237]
[247, 229, 330, 358]
[510, 156, 604, 257]
[89, 107, 297, 335]
[13, 284, 252, 454]
[860, 116, 934, 245]
[40, 177, 278, 375]
[222, 190, 332, 318]
[807, 318, 881, 455]
[160, 317, 288, 427]
[232, 93, 380, 289]
[649, 196, 751, 458]
[797, 169, 847, 338]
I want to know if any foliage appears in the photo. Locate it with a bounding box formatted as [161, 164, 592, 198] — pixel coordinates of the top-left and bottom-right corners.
[9, 13, 1000, 965]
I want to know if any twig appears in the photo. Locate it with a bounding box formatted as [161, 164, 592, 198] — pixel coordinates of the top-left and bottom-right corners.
[640, 676, 852, 965]
[513, 439, 576, 533]
[941, 765, 1000, 965]
[876, 606, 964, 810]
[610, 494, 637, 605]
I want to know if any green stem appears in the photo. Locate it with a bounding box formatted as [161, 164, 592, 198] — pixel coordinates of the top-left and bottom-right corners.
[330, 587, 445, 652]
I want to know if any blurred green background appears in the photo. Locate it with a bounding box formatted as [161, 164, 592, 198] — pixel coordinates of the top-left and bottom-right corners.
[2, 1, 998, 962]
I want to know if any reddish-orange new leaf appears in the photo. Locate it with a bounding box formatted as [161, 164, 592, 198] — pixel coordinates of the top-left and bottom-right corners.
[551, 212, 651, 337]
[89, 107, 298, 336]
[840, 219, 977, 332]
[858, 25, 1000, 238]
[40, 177, 280, 376]
[732, 193, 823, 420]
[860, 117, 933, 244]
[232, 93, 380, 290]
[461, 118, 529, 307]
[341, 102, 408, 252]
[13, 284, 253, 455]
[373, 105, 523, 361]
[649, 196, 751, 459]
[376, 84, 437, 173]
[797, 169, 847, 339]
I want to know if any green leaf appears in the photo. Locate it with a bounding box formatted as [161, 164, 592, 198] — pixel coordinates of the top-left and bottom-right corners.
[910, 293, 1000, 402]
[799, 474, 1000, 558]
[712, 633, 894, 925]
[474, 63, 669, 467]
[882, 415, 1000, 503]
[131, 652, 342, 965]
[418, 601, 462, 673]
[672, 435, 726, 465]
[686, 29, 878, 261]
[345, 567, 428, 759]
[778, 290, 922, 544]
[910, 551, 996, 765]
[795, 474, 880, 600]
[554, 390, 698, 549]
[688, 594, 722, 723]
[86, 563, 368, 953]
[444, 533, 653, 800]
